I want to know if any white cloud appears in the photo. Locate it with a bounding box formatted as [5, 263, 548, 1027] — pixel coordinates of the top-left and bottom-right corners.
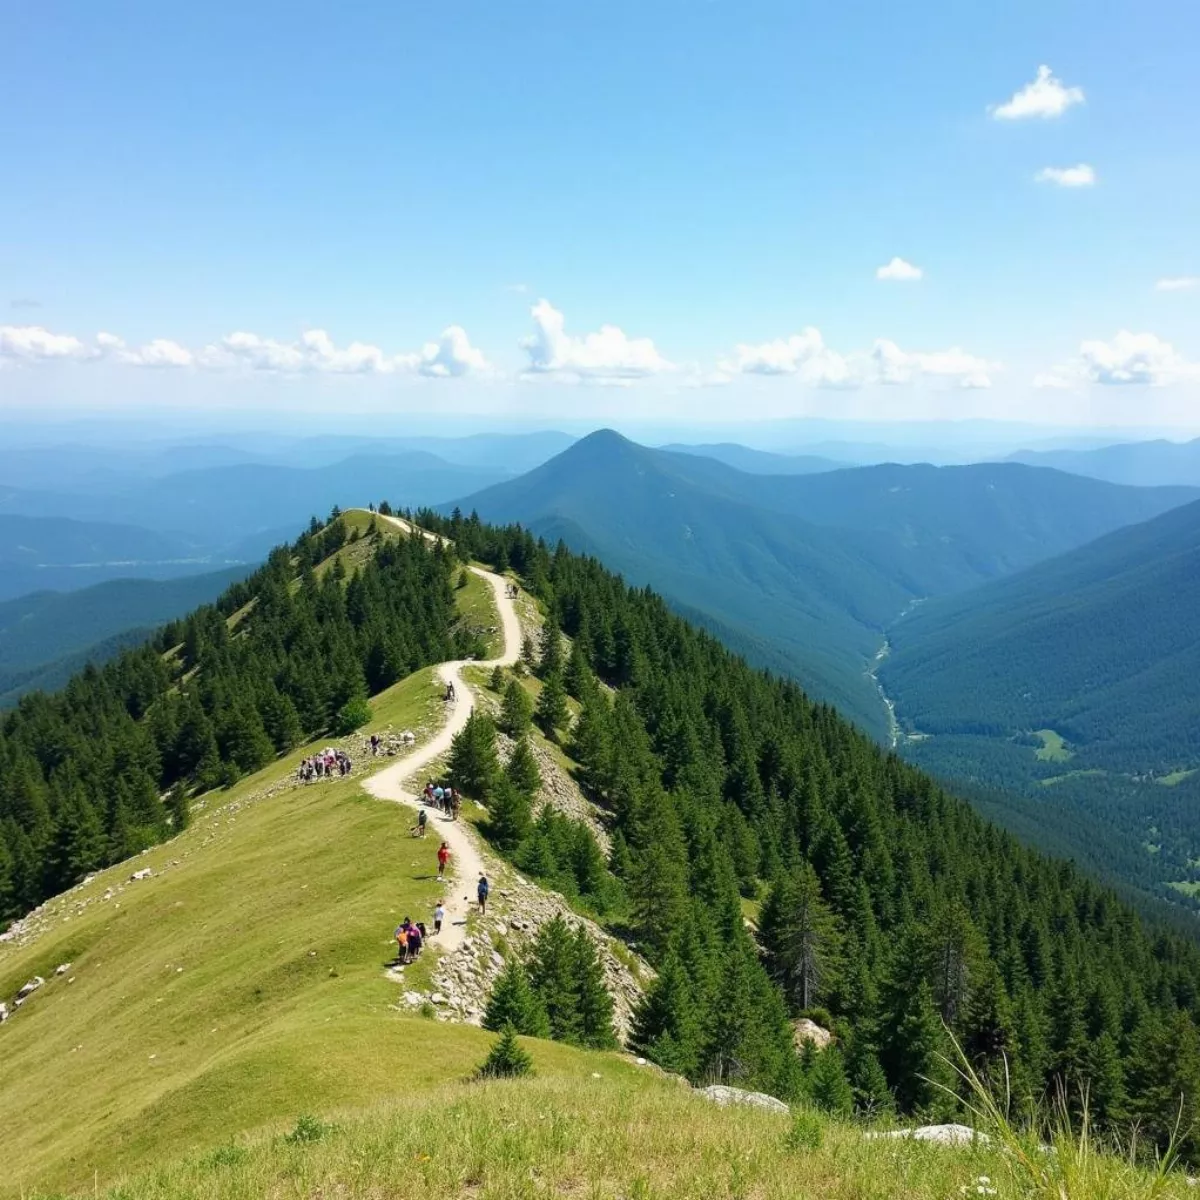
[0, 324, 92, 362]
[721, 327, 856, 388]
[990, 65, 1084, 120]
[203, 326, 488, 377]
[520, 299, 673, 383]
[98, 333, 193, 368]
[871, 339, 995, 389]
[1036, 330, 1200, 388]
[1035, 164, 1096, 188]
[404, 325, 490, 378]
[720, 329, 996, 390]
[876, 257, 923, 282]
[1156, 276, 1198, 292]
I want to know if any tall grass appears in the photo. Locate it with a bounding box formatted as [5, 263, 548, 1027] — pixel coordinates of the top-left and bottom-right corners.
[58, 1071, 1194, 1200]
[936, 1031, 1186, 1200]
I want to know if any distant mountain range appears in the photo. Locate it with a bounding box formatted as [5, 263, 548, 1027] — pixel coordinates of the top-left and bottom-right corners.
[0, 565, 252, 706]
[1007, 437, 1200, 488]
[452, 430, 1197, 735]
[657, 443, 850, 475]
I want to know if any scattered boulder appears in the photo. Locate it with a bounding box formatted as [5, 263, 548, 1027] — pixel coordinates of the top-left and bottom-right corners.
[867, 1124, 990, 1147]
[0, 1002, 8, 1023]
[55, 962, 72, 976]
[130, 868, 153, 882]
[792, 1017, 834, 1051]
[699, 1085, 790, 1115]
[16, 977, 44, 1000]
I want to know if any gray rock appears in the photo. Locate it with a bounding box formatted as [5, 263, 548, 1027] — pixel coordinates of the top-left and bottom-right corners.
[16, 976, 44, 1000]
[130, 868, 153, 881]
[866, 1124, 990, 1146]
[699, 1085, 790, 1115]
[55, 962, 72, 976]
[0, 1001, 8, 1022]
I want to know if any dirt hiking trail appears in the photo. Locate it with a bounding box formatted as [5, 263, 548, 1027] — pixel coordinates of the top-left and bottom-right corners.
[362, 535, 520, 954]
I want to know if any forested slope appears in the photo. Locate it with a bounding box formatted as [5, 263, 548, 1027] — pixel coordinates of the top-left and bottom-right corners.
[0, 515, 467, 918]
[422, 507, 1200, 1150]
[883, 497, 1200, 769]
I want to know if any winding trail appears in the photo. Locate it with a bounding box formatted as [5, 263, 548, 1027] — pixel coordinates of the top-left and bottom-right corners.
[362, 531, 520, 954]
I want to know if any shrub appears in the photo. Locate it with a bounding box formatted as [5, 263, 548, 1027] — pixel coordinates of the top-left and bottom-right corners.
[334, 696, 372, 735]
[284, 1114, 333, 1144]
[785, 1110, 824, 1152]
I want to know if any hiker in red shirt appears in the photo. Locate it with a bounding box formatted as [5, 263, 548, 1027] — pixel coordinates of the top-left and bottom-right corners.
[437, 841, 451, 878]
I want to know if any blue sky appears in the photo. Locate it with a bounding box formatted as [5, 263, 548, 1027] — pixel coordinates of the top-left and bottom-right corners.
[1, 0, 1198, 427]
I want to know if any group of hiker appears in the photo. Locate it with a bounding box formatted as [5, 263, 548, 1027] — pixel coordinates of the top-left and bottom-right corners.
[393, 910, 439, 964]
[297, 749, 352, 782]
[421, 780, 461, 821]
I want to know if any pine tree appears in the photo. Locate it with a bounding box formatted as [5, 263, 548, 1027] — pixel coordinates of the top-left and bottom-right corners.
[810, 1046, 854, 1116]
[880, 977, 953, 1116]
[448, 710, 499, 799]
[760, 863, 842, 1013]
[538, 614, 564, 678]
[500, 678, 534, 737]
[167, 781, 191, 832]
[1084, 1030, 1128, 1128]
[535, 671, 570, 740]
[632, 949, 701, 1077]
[487, 775, 533, 852]
[527, 916, 583, 1045]
[505, 737, 542, 798]
[572, 926, 617, 1049]
[484, 962, 550, 1037]
[845, 1036, 894, 1116]
[477, 1023, 534, 1079]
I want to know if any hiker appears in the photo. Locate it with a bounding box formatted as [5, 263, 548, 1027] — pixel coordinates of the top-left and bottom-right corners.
[433, 902, 445, 935]
[451, 792, 461, 821]
[437, 842, 451, 878]
[417, 807, 428, 837]
[433, 784, 444, 810]
[477, 874, 490, 915]
[394, 922, 409, 965]
[407, 921, 423, 959]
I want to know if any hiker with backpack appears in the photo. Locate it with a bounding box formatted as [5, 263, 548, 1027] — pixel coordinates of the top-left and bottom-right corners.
[477, 874, 490, 915]
[437, 842, 451, 878]
[417, 807, 428, 837]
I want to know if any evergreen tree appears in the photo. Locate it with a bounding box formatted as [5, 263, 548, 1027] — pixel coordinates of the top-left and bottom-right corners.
[810, 1046, 855, 1116]
[632, 949, 701, 1077]
[572, 925, 618, 1049]
[477, 1023, 534, 1079]
[487, 775, 533, 852]
[167, 781, 191, 832]
[845, 1036, 894, 1116]
[484, 961, 550, 1037]
[334, 696, 372, 736]
[500, 677, 534, 737]
[505, 737, 542, 798]
[760, 863, 842, 1012]
[527, 916, 583, 1045]
[448, 710, 499, 799]
[538, 614, 564, 678]
[535, 671, 570, 740]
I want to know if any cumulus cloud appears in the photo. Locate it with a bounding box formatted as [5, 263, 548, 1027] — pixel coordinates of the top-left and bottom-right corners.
[1, 321, 489, 378]
[403, 325, 490, 378]
[0, 324, 92, 362]
[520, 299, 673, 383]
[202, 326, 489, 377]
[1036, 331, 1200, 388]
[1036, 164, 1096, 188]
[871, 340, 995, 388]
[720, 328, 856, 388]
[98, 332, 194, 368]
[720, 329, 996, 390]
[1156, 277, 1198, 292]
[876, 257, 923, 282]
[990, 65, 1084, 120]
